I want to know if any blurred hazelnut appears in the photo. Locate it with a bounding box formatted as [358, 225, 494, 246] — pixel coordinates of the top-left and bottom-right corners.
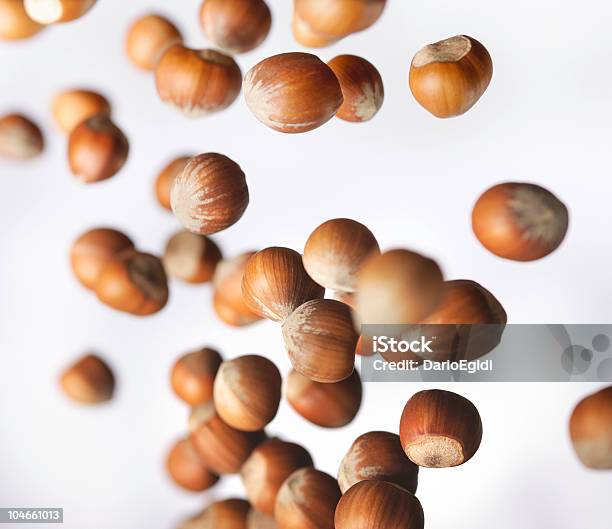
[400, 389, 482, 468]
[155, 155, 191, 211]
[70, 227, 134, 290]
[303, 218, 379, 292]
[155, 45, 242, 117]
[171, 153, 249, 235]
[126, 13, 182, 71]
[59, 353, 115, 404]
[327, 55, 384, 122]
[0, 113, 44, 159]
[241, 438, 314, 514]
[24, 0, 96, 24]
[569, 386, 612, 469]
[242, 247, 324, 322]
[214, 355, 282, 432]
[472, 182, 569, 261]
[282, 299, 357, 383]
[0, 0, 43, 40]
[166, 438, 219, 492]
[68, 114, 129, 183]
[338, 431, 418, 494]
[163, 230, 222, 283]
[171, 347, 223, 406]
[275, 468, 341, 529]
[189, 402, 266, 474]
[247, 510, 278, 529]
[291, 12, 339, 48]
[409, 35, 493, 118]
[199, 0, 271, 54]
[243, 52, 343, 133]
[180, 498, 250, 529]
[51, 89, 111, 134]
[94, 249, 168, 316]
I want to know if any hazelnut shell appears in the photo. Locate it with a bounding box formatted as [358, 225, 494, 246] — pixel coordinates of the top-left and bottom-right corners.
[171, 347, 223, 406]
[59, 353, 115, 404]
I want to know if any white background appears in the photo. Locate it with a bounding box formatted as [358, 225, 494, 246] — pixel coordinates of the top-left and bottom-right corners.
[1, 0, 611, 528]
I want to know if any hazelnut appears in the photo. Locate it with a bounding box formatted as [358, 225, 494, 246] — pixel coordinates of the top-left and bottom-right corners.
[166, 438, 219, 492]
[472, 182, 569, 261]
[286, 369, 362, 428]
[0, 113, 44, 159]
[569, 386, 612, 469]
[70, 227, 134, 290]
[155, 45, 242, 117]
[94, 249, 169, 316]
[171, 153, 249, 235]
[180, 498, 250, 529]
[243, 52, 343, 133]
[247, 510, 278, 529]
[242, 247, 324, 323]
[170, 347, 223, 406]
[59, 353, 115, 404]
[275, 468, 341, 529]
[214, 355, 282, 432]
[399, 389, 482, 468]
[155, 155, 192, 211]
[0, 0, 43, 40]
[51, 89, 111, 134]
[282, 299, 357, 383]
[335, 480, 424, 529]
[68, 114, 129, 183]
[355, 249, 444, 325]
[126, 13, 182, 71]
[338, 431, 418, 494]
[163, 230, 222, 284]
[213, 252, 262, 327]
[24, 0, 96, 24]
[409, 35, 493, 118]
[241, 438, 314, 514]
[199, 0, 271, 54]
[189, 402, 266, 474]
[327, 55, 384, 122]
[291, 12, 339, 48]
[294, 0, 386, 40]
[303, 218, 379, 292]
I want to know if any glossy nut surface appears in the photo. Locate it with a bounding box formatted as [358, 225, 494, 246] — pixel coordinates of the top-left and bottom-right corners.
[171, 347, 223, 406]
[59, 353, 115, 404]
[52, 89, 111, 134]
[166, 438, 219, 492]
[24, 0, 96, 24]
[163, 230, 222, 283]
[0, 0, 44, 40]
[126, 13, 182, 71]
[155, 155, 191, 211]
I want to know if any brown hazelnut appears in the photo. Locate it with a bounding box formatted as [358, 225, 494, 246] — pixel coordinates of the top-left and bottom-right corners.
[243, 52, 343, 133]
[199, 0, 271, 54]
[155, 155, 192, 211]
[338, 431, 418, 494]
[472, 182, 569, 261]
[189, 402, 266, 474]
[399, 389, 482, 468]
[275, 468, 341, 529]
[126, 13, 182, 71]
[68, 114, 129, 183]
[163, 230, 222, 284]
[171, 347, 223, 406]
[242, 247, 324, 323]
[355, 249, 444, 325]
[24, 0, 96, 24]
[409, 35, 493, 118]
[241, 438, 313, 514]
[327, 55, 384, 122]
[180, 498, 250, 529]
[0, 0, 43, 40]
[294, 0, 386, 40]
[303, 218, 379, 292]
[51, 89, 111, 134]
[282, 299, 357, 383]
[214, 355, 282, 432]
[59, 353, 115, 404]
[94, 249, 169, 316]
[0, 113, 44, 159]
[291, 12, 339, 48]
[166, 438, 219, 492]
[171, 153, 249, 235]
[247, 510, 278, 529]
[70, 227, 134, 290]
[569, 386, 612, 469]
[286, 369, 362, 428]
[335, 480, 424, 529]
[155, 45, 242, 117]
